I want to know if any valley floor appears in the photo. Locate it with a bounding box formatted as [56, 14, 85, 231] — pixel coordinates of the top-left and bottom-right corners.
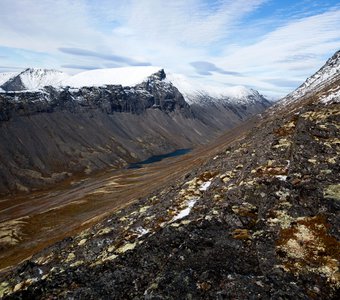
[0, 118, 257, 273]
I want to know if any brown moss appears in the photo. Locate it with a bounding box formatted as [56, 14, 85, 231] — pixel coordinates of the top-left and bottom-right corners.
[274, 127, 294, 137]
[198, 171, 218, 182]
[232, 204, 258, 219]
[276, 215, 340, 286]
[232, 229, 251, 240]
[254, 165, 287, 177]
[273, 116, 298, 136]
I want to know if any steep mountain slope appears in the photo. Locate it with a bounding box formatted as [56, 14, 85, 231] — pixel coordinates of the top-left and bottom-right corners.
[0, 68, 69, 91]
[0, 53, 338, 298]
[0, 68, 270, 195]
[282, 50, 340, 104]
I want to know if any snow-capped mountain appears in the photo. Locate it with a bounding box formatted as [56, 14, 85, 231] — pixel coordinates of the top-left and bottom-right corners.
[166, 73, 266, 105]
[282, 50, 340, 104]
[0, 68, 69, 91]
[0, 66, 268, 110]
[62, 67, 268, 106]
[62, 67, 265, 106]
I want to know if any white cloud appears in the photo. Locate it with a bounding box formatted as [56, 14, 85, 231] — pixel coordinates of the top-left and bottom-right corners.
[208, 9, 340, 96]
[0, 0, 339, 97]
[111, 0, 266, 45]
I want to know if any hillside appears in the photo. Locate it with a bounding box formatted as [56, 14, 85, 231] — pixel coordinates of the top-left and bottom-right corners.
[0, 53, 338, 299]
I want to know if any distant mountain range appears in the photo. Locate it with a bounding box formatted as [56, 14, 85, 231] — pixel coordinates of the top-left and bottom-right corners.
[0, 67, 270, 194]
[0, 66, 267, 107]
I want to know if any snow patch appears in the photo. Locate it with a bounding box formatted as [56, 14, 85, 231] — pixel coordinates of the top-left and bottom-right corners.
[276, 175, 287, 181]
[172, 198, 198, 221]
[136, 227, 149, 237]
[199, 181, 211, 191]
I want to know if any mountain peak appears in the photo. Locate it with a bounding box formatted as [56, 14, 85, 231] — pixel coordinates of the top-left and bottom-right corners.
[166, 73, 266, 106]
[0, 68, 69, 91]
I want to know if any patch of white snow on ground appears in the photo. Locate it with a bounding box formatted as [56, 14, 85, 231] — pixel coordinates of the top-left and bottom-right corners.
[172, 198, 198, 221]
[276, 175, 287, 181]
[136, 227, 149, 237]
[199, 181, 211, 191]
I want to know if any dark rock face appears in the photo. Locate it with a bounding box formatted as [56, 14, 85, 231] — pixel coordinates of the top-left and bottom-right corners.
[0, 61, 339, 298]
[0, 70, 190, 118]
[1, 75, 25, 92]
[0, 70, 270, 195]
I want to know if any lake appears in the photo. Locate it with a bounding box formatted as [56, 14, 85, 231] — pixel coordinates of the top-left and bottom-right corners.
[128, 148, 192, 169]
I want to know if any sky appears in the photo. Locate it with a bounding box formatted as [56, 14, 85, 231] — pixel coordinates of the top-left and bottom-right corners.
[0, 0, 339, 98]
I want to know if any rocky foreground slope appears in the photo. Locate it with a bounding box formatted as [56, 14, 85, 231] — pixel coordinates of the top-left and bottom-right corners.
[0, 52, 339, 298]
[0, 68, 269, 195]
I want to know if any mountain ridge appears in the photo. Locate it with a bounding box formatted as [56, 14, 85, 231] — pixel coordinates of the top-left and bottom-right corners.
[0, 67, 268, 107]
[0, 68, 270, 195]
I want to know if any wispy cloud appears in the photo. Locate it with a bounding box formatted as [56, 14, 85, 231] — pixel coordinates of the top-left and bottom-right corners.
[61, 64, 99, 70]
[0, 0, 339, 96]
[190, 61, 243, 76]
[59, 47, 151, 66]
[264, 78, 304, 88]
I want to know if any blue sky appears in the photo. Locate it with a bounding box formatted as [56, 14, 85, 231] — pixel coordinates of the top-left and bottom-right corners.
[0, 0, 339, 97]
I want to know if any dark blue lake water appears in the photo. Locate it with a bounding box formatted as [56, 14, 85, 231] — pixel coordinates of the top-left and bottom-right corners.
[128, 148, 191, 169]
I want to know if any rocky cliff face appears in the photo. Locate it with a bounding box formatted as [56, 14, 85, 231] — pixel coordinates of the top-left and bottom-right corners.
[0, 69, 270, 195]
[0, 54, 338, 298]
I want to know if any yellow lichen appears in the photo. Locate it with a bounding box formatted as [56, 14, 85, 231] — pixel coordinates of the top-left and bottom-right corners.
[139, 206, 150, 213]
[116, 242, 137, 253]
[78, 239, 87, 246]
[65, 252, 75, 262]
[324, 184, 340, 201]
[96, 227, 112, 236]
[0, 282, 10, 298]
